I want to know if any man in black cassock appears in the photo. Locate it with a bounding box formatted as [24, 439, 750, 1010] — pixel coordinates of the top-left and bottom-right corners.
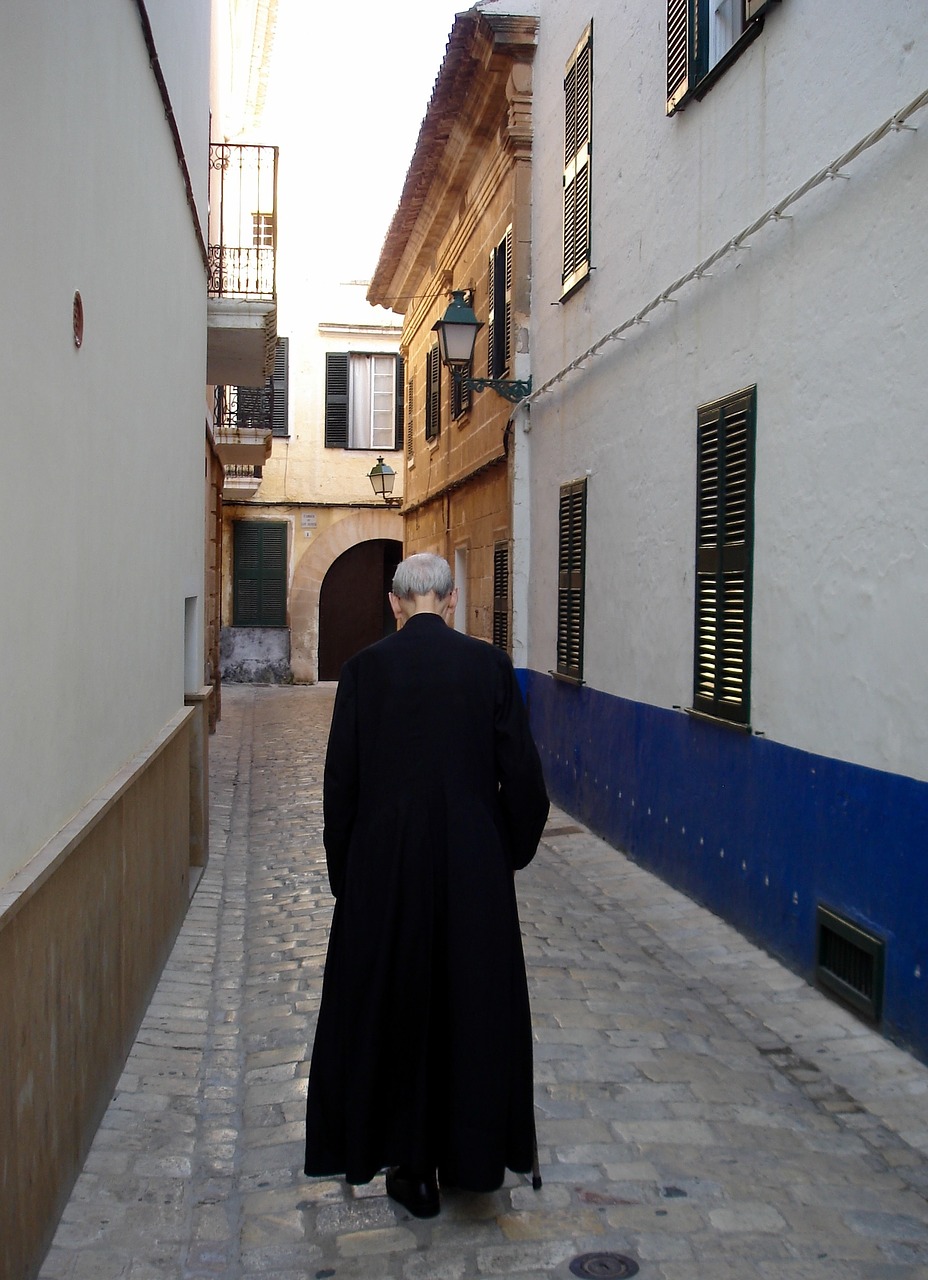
[304, 552, 549, 1218]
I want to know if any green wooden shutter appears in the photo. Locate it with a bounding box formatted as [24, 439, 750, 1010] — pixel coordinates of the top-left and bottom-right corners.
[666, 0, 694, 114]
[394, 354, 404, 451]
[488, 230, 513, 379]
[492, 541, 510, 652]
[451, 368, 471, 420]
[406, 374, 415, 461]
[693, 387, 755, 724]
[324, 352, 349, 447]
[487, 245, 496, 379]
[233, 520, 287, 627]
[503, 225, 513, 376]
[271, 337, 289, 437]
[556, 479, 587, 681]
[563, 26, 592, 296]
[425, 345, 441, 441]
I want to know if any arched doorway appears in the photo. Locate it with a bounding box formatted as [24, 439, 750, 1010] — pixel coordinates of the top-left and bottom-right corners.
[317, 539, 402, 680]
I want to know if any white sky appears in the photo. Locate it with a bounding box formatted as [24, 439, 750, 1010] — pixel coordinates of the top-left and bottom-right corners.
[262, 0, 467, 295]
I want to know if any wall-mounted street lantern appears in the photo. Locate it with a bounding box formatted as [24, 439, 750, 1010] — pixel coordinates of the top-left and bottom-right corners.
[432, 290, 532, 404]
[368, 456, 401, 507]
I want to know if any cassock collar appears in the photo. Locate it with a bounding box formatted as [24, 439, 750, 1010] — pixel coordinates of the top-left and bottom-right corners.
[400, 612, 448, 629]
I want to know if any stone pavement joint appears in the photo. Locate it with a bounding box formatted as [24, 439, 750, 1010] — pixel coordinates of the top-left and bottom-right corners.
[39, 685, 928, 1280]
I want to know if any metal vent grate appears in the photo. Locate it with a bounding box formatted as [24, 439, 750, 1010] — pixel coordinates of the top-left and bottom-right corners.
[816, 905, 885, 1022]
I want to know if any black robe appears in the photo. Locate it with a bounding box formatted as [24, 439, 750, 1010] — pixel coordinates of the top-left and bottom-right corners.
[304, 613, 549, 1191]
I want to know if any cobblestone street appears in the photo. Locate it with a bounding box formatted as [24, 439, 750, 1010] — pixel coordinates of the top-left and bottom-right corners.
[39, 684, 928, 1280]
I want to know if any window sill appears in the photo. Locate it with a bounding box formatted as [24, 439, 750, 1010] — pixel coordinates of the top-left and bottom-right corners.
[683, 706, 752, 734]
[549, 669, 585, 687]
[559, 268, 591, 305]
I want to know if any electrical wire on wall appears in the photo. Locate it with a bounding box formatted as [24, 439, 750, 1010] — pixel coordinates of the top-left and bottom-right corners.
[517, 86, 928, 414]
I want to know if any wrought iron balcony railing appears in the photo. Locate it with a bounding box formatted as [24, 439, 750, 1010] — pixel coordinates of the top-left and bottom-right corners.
[215, 384, 272, 435]
[208, 142, 278, 300]
[224, 465, 264, 481]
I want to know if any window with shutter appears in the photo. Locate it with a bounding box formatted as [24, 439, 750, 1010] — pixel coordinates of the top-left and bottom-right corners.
[451, 368, 471, 420]
[406, 375, 415, 461]
[562, 25, 593, 300]
[233, 520, 288, 627]
[492, 541, 511, 653]
[271, 337, 288, 437]
[425, 345, 441, 441]
[324, 352, 402, 449]
[666, 0, 776, 115]
[394, 354, 405, 451]
[692, 386, 755, 725]
[324, 352, 349, 447]
[556, 479, 587, 681]
[488, 227, 512, 379]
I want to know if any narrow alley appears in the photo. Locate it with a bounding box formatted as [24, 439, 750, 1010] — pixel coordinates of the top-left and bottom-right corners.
[39, 685, 928, 1280]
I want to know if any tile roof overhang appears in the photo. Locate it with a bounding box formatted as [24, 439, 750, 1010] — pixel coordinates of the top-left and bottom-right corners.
[367, 9, 537, 314]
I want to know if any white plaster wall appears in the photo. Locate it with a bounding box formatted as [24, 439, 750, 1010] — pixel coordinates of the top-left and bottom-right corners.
[146, 0, 212, 235]
[0, 0, 209, 884]
[527, 0, 928, 782]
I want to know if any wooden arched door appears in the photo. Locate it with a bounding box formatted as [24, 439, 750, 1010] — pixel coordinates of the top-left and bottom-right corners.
[317, 539, 402, 680]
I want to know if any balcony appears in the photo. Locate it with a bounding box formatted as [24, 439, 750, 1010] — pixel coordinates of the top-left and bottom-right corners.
[214, 385, 273, 469]
[207, 143, 278, 387]
[222, 464, 264, 501]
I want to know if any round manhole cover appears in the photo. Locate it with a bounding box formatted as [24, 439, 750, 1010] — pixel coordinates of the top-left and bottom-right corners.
[569, 1254, 640, 1279]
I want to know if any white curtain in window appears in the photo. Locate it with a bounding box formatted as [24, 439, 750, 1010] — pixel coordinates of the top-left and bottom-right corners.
[349, 354, 394, 449]
[349, 356, 372, 449]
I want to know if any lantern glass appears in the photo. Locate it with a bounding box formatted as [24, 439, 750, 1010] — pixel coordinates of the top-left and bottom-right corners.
[369, 457, 396, 498]
[433, 290, 482, 369]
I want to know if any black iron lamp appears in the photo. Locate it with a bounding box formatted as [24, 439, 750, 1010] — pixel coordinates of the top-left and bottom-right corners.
[368, 456, 401, 507]
[432, 290, 532, 404]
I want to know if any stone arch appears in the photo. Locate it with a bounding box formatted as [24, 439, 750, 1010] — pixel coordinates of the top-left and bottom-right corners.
[289, 508, 403, 683]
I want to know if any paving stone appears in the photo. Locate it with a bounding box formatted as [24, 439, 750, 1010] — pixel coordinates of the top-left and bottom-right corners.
[336, 1225, 417, 1256]
[497, 1206, 603, 1240]
[36, 686, 928, 1280]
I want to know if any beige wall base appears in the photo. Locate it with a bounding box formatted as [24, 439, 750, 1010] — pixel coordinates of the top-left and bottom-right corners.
[0, 705, 205, 1280]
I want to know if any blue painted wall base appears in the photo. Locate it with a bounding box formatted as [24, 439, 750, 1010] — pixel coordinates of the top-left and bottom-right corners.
[519, 670, 928, 1064]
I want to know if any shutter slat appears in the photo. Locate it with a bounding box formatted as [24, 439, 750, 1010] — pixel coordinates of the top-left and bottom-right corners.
[425, 346, 440, 440]
[233, 521, 287, 627]
[271, 337, 289, 436]
[556, 479, 587, 679]
[487, 245, 496, 378]
[562, 25, 593, 293]
[667, 0, 691, 113]
[693, 388, 755, 722]
[394, 354, 404, 451]
[493, 542, 510, 652]
[406, 376, 414, 460]
[324, 352, 349, 448]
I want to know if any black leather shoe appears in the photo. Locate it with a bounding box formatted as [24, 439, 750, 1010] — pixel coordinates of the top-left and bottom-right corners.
[386, 1166, 440, 1218]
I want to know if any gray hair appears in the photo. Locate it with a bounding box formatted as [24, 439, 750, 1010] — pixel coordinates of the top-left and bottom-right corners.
[391, 553, 454, 600]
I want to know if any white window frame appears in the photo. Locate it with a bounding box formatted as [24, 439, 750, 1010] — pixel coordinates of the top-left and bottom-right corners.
[252, 211, 274, 247]
[348, 353, 396, 450]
